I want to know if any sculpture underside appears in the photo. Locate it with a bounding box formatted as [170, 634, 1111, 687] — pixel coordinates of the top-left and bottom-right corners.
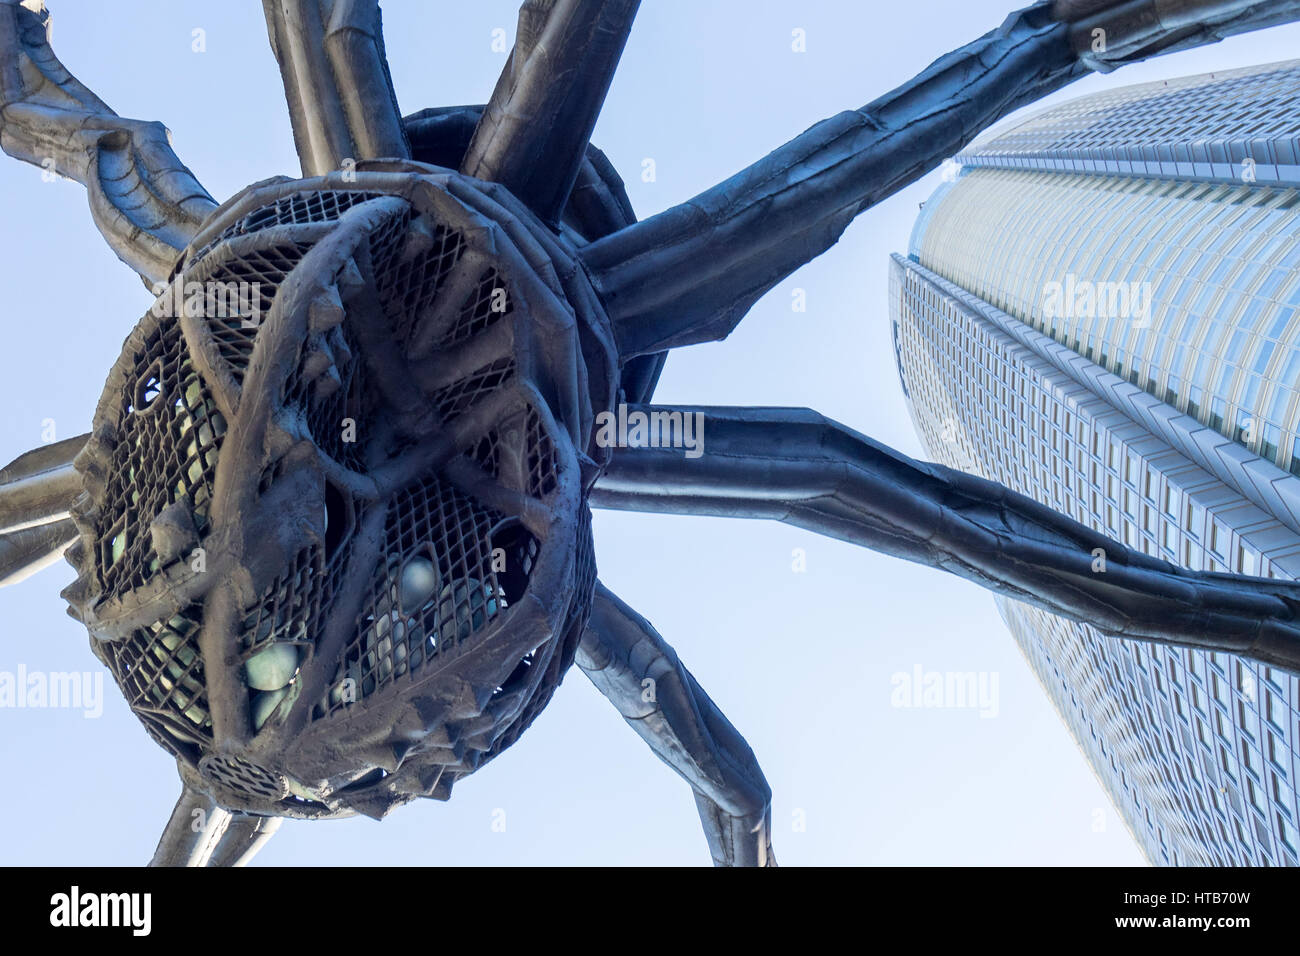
[1, 0, 1299, 866]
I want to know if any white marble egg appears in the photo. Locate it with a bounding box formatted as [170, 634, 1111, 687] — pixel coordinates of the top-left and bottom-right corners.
[399, 557, 440, 612]
[244, 642, 299, 691]
[251, 686, 288, 730]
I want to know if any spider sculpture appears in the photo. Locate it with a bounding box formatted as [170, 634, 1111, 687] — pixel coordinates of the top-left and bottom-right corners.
[3, 0, 1300, 867]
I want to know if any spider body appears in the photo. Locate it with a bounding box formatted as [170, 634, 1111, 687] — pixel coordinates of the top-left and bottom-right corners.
[3, 0, 1299, 866]
[63, 157, 624, 821]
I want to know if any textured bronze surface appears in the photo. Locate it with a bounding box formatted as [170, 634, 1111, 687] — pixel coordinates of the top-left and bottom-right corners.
[1, 0, 1299, 865]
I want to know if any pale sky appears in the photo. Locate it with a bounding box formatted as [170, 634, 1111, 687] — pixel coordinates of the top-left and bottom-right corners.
[2, 0, 1298, 866]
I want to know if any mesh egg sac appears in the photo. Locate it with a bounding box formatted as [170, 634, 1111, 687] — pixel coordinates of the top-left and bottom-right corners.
[63, 166, 615, 819]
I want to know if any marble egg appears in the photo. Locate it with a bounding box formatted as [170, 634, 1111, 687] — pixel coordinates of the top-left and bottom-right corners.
[398, 557, 440, 613]
[251, 686, 288, 730]
[244, 642, 299, 691]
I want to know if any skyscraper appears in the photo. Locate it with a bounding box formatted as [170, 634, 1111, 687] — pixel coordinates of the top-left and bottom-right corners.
[892, 60, 1300, 865]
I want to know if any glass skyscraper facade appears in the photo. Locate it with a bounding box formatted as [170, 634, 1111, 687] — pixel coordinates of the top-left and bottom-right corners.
[892, 61, 1300, 866]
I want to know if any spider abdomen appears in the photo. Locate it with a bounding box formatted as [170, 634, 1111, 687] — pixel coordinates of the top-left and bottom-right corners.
[63, 163, 616, 820]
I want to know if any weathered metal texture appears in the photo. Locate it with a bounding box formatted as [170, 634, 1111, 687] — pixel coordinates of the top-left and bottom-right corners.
[578, 0, 1300, 357]
[0, 100, 644, 577]
[0, 434, 83, 582]
[203, 809, 282, 866]
[261, 0, 410, 177]
[63, 163, 613, 821]
[0, 516, 74, 586]
[149, 779, 283, 867]
[590, 406, 1300, 671]
[405, 102, 666, 401]
[579, 583, 775, 866]
[1, 0, 1299, 866]
[0, 434, 82, 534]
[1053, 0, 1300, 68]
[461, 0, 640, 227]
[149, 784, 226, 867]
[0, 0, 217, 282]
[406, 105, 637, 244]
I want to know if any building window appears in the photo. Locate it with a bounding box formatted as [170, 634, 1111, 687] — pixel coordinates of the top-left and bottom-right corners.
[1210, 522, 1227, 561]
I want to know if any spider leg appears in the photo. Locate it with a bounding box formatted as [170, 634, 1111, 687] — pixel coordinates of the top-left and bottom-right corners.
[576, 0, 1300, 358]
[0, 519, 75, 586]
[204, 812, 283, 867]
[0, 0, 218, 284]
[579, 581, 775, 866]
[149, 780, 283, 866]
[0, 434, 83, 586]
[461, 0, 641, 227]
[148, 784, 226, 866]
[589, 405, 1300, 673]
[261, 0, 410, 177]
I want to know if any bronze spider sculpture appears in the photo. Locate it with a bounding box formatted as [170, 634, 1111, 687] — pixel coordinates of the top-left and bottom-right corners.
[2, 0, 1300, 867]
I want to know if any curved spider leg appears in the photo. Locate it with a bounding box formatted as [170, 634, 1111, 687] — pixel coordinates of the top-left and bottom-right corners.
[203, 812, 283, 867]
[589, 405, 1300, 674]
[148, 784, 229, 867]
[0, 434, 82, 536]
[460, 0, 641, 227]
[261, 0, 410, 177]
[578, 581, 775, 866]
[149, 772, 282, 867]
[0, 434, 84, 587]
[0, 0, 218, 284]
[576, 0, 1300, 357]
[455, 0, 665, 402]
[0, 519, 75, 587]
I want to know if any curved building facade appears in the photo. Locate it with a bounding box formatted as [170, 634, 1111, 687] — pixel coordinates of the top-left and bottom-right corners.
[893, 61, 1300, 866]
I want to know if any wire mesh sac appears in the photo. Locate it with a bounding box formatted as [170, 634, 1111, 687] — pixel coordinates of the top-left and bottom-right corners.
[65, 166, 617, 818]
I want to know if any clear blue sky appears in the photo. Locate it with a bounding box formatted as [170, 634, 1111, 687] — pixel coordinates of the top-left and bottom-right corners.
[2, 0, 1297, 866]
